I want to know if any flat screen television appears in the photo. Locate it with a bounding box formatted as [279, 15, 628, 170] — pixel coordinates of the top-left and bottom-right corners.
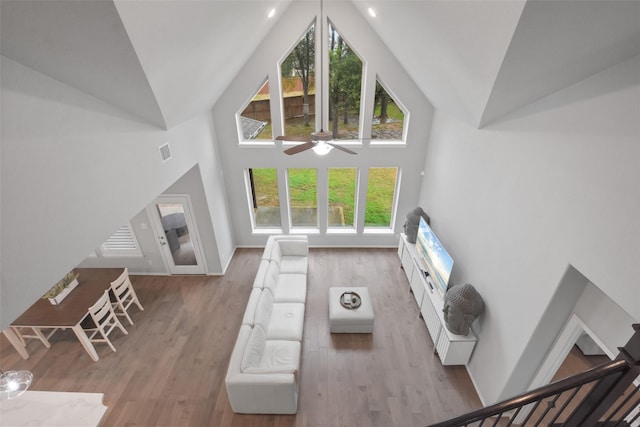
[415, 217, 454, 297]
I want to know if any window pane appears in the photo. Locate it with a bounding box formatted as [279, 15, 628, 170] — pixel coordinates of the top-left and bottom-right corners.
[249, 168, 281, 227]
[372, 78, 405, 142]
[239, 80, 271, 141]
[328, 168, 357, 228]
[328, 21, 362, 140]
[100, 223, 142, 257]
[156, 203, 197, 266]
[365, 167, 398, 227]
[288, 168, 317, 227]
[281, 24, 315, 139]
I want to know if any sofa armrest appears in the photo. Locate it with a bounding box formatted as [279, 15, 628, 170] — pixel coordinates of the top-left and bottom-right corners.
[225, 372, 299, 414]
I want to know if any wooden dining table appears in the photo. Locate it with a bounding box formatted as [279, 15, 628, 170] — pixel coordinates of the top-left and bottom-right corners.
[3, 268, 125, 362]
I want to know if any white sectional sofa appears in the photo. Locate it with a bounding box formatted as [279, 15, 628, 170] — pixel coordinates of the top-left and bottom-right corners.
[225, 235, 308, 414]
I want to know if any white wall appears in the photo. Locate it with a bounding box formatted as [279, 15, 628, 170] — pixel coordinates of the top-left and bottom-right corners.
[573, 282, 637, 355]
[212, 0, 434, 247]
[0, 56, 233, 329]
[419, 54, 640, 404]
[78, 163, 231, 275]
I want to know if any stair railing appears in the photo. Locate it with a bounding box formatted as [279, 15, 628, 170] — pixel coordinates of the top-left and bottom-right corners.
[429, 324, 640, 427]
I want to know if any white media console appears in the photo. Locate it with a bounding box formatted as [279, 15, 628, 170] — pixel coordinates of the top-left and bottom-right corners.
[397, 233, 477, 365]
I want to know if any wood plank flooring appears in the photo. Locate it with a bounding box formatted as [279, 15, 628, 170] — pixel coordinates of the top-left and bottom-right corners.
[0, 248, 482, 427]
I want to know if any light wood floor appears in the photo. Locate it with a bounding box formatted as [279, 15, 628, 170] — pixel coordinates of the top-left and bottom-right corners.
[0, 248, 482, 427]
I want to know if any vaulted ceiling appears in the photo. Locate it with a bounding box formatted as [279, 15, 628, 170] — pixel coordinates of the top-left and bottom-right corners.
[2, 0, 639, 130]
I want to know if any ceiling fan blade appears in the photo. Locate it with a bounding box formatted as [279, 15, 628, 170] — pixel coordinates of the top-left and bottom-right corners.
[276, 135, 312, 142]
[327, 142, 358, 155]
[284, 141, 316, 155]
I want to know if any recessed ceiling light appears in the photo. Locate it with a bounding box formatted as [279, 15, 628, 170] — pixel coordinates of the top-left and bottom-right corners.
[368, 8, 376, 18]
[268, 8, 276, 18]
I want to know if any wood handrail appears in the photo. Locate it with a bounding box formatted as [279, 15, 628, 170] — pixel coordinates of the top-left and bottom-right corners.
[430, 324, 640, 427]
[429, 359, 628, 426]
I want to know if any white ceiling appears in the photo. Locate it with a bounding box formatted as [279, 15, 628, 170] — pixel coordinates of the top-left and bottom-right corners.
[2, 0, 639, 129]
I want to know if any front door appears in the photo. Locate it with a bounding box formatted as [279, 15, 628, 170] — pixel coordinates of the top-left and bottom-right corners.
[149, 195, 206, 274]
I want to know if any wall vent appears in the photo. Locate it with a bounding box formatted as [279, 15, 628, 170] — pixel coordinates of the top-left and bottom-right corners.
[159, 143, 172, 162]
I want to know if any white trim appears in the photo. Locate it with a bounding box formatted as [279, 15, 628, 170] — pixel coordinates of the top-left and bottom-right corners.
[148, 194, 207, 275]
[528, 314, 587, 391]
[326, 228, 357, 235]
[515, 313, 619, 425]
[529, 313, 616, 392]
[362, 228, 395, 235]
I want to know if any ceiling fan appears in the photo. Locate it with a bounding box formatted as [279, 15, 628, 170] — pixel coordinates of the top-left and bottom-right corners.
[276, 132, 357, 156]
[275, 0, 357, 156]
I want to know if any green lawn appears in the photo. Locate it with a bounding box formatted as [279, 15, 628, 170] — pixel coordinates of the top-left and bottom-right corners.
[252, 167, 396, 226]
[364, 168, 397, 226]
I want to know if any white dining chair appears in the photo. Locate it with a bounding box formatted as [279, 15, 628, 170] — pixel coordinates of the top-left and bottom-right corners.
[84, 290, 128, 352]
[110, 268, 144, 326]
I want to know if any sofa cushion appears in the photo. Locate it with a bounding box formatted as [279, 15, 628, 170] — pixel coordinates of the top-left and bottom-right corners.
[269, 242, 308, 274]
[242, 339, 301, 374]
[241, 324, 267, 372]
[253, 289, 304, 340]
[262, 235, 308, 261]
[263, 262, 280, 295]
[278, 256, 308, 275]
[242, 288, 263, 326]
[272, 273, 307, 303]
[267, 302, 305, 341]
[252, 259, 270, 289]
[270, 243, 283, 264]
[262, 340, 301, 370]
[277, 240, 308, 257]
[254, 289, 274, 330]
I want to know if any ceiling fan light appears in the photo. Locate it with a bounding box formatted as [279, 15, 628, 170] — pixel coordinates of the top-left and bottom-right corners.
[0, 370, 33, 400]
[312, 141, 333, 156]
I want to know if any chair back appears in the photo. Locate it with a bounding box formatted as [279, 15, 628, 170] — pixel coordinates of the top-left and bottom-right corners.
[86, 289, 128, 352]
[109, 268, 143, 325]
[111, 268, 133, 301]
[88, 290, 114, 325]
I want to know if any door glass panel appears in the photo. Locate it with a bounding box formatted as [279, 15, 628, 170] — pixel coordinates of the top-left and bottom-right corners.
[156, 203, 197, 266]
[365, 167, 398, 227]
[328, 167, 357, 228]
[288, 168, 317, 227]
[249, 168, 281, 227]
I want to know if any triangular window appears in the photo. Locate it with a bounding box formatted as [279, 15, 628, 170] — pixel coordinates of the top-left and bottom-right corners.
[371, 77, 406, 142]
[237, 79, 272, 141]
